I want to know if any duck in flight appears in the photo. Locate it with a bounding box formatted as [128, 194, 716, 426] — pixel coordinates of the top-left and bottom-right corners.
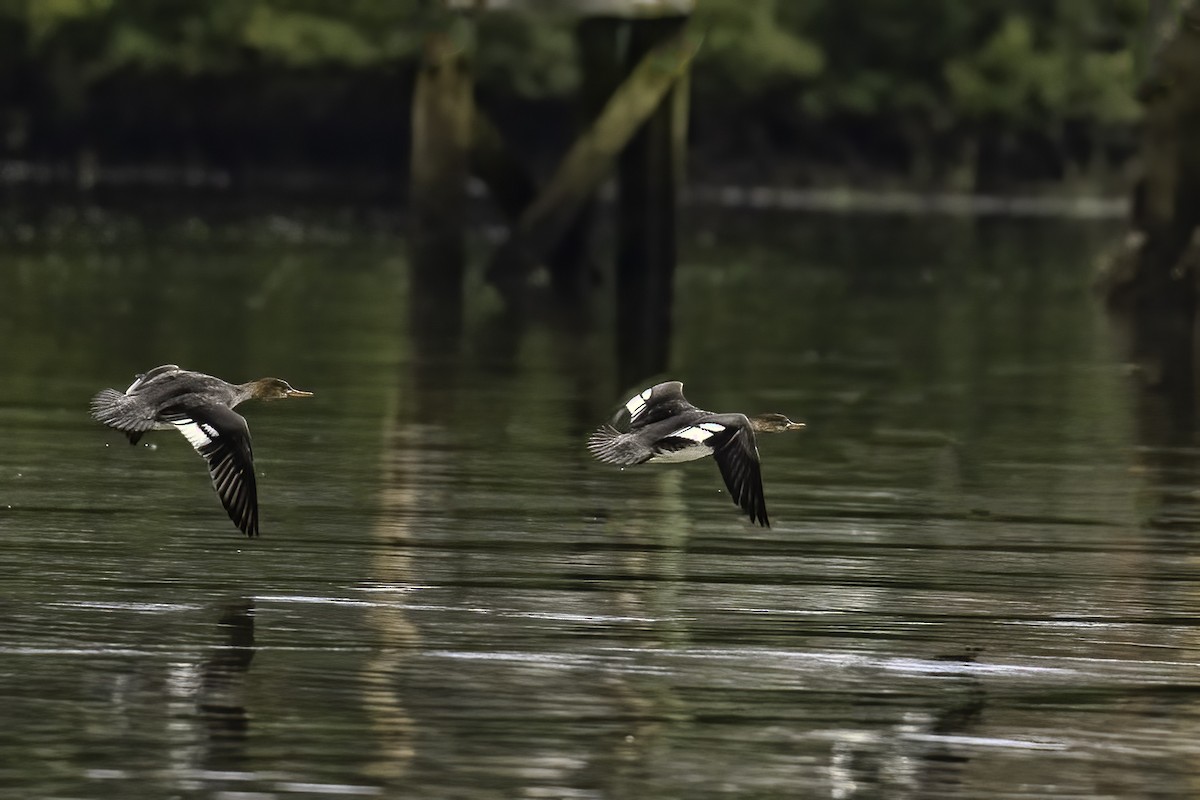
[90, 365, 313, 537]
[587, 381, 804, 527]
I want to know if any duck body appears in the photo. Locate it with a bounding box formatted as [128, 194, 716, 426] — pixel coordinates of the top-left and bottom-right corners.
[587, 381, 803, 527]
[90, 364, 312, 537]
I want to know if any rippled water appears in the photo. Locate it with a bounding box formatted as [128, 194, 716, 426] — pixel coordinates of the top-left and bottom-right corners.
[2, 207, 1199, 798]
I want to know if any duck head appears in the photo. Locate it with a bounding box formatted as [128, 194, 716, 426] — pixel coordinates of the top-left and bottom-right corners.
[749, 413, 805, 433]
[250, 378, 314, 401]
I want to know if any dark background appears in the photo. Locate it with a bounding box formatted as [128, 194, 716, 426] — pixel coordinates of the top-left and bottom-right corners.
[0, 1, 1147, 192]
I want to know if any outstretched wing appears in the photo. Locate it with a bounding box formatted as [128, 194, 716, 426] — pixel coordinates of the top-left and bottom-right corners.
[162, 404, 259, 537]
[621, 381, 696, 430]
[709, 417, 769, 527]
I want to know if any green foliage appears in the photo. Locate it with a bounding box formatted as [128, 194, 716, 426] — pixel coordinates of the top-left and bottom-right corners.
[474, 10, 579, 98]
[13, 0, 428, 77]
[25, 0, 114, 44]
[0, 0, 1154, 182]
[693, 0, 823, 93]
[943, 6, 1141, 125]
[238, 2, 423, 67]
[795, 0, 1144, 126]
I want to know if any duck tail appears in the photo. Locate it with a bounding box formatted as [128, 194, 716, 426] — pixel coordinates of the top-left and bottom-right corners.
[587, 424, 650, 466]
[587, 424, 624, 463]
[90, 388, 124, 423]
[90, 388, 144, 445]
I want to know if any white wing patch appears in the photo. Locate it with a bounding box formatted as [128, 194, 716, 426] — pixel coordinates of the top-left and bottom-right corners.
[699, 422, 725, 433]
[625, 387, 654, 422]
[172, 418, 218, 450]
[670, 425, 718, 444]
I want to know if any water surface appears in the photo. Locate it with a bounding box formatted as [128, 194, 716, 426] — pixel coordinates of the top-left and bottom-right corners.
[2, 206, 1198, 798]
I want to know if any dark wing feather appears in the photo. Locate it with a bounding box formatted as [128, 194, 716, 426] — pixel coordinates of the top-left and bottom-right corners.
[162, 405, 259, 537]
[624, 381, 698, 430]
[711, 421, 769, 527]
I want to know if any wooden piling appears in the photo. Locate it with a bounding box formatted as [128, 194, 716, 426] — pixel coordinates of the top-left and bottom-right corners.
[485, 22, 697, 295]
[470, 111, 537, 227]
[1101, 0, 1200, 305]
[616, 15, 689, 384]
[435, 0, 696, 381]
[547, 15, 625, 297]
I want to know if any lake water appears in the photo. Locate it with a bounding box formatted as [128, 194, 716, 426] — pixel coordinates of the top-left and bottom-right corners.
[3, 203, 1199, 798]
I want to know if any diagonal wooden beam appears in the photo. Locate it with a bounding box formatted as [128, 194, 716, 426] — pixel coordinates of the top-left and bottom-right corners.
[487, 24, 699, 287]
[519, 25, 698, 249]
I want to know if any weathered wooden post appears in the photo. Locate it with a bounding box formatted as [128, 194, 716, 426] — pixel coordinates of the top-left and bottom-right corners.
[1102, 0, 1200, 308]
[479, 4, 696, 292]
[549, 14, 626, 297]
[409, 25, 473, 343]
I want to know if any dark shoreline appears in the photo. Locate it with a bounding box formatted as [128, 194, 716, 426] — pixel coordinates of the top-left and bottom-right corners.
[0, 158, 1128, 220]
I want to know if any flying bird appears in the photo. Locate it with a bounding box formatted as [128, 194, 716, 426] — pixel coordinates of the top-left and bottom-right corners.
[90, 364, 312, 536]
[587, 381, 803, 526]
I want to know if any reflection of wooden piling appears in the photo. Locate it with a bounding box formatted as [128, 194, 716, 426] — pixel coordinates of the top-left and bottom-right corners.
[410, 31, 472, 339]
[199, 599, 255, 757]
[617, 16, 688, 383]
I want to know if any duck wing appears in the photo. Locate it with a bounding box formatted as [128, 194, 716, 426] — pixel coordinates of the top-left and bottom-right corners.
[708, 415, 769, 527]
[622, 381, 698, 429]
[161, 405, 259, 537]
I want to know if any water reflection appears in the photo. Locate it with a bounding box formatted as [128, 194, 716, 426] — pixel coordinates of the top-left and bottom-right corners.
[6, 209, 1200, 798]
[827, 651, 987, 799]
[197, 598, 255, 765]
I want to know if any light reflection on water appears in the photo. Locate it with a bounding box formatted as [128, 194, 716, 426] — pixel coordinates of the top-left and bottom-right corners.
[2, 208, 1200, 798]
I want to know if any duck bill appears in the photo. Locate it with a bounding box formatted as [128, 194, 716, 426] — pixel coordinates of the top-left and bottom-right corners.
[786, 421, 806, 430]
[286, 388, 314, 398]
